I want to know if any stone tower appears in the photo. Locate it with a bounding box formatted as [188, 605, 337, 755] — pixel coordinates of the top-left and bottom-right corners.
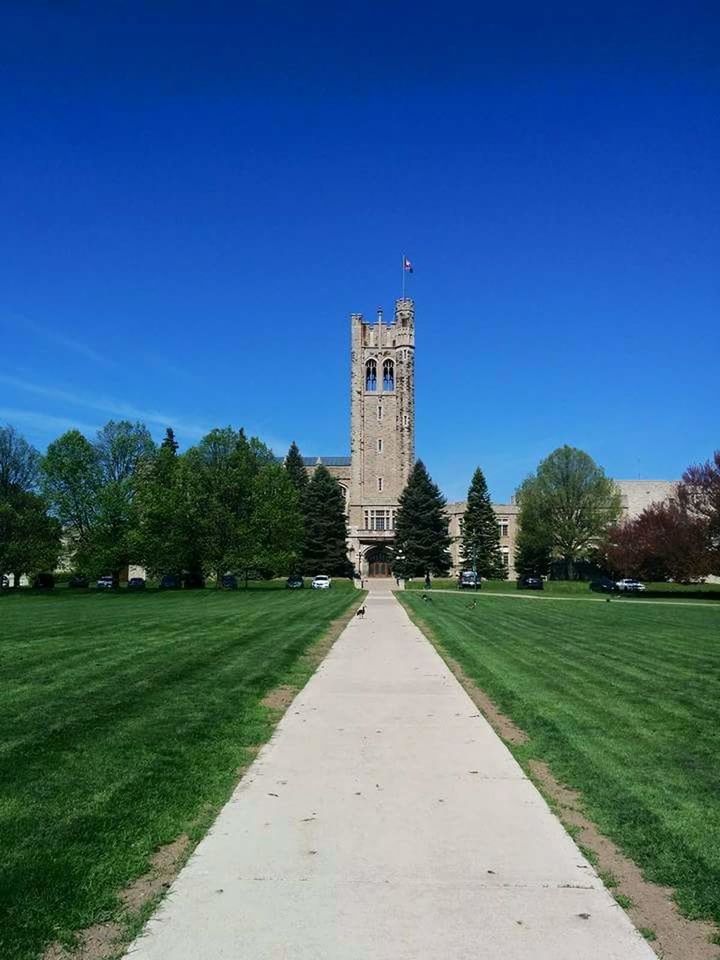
[348, 298, 415, 576]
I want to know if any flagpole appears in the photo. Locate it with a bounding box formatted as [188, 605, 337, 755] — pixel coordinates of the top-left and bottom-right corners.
[401, 253, 405, 299]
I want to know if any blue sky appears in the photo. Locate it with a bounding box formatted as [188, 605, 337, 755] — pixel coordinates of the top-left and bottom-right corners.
[1, 2, 718, 502]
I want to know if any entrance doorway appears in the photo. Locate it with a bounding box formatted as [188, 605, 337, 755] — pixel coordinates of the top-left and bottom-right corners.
[365, 546, 393, 577]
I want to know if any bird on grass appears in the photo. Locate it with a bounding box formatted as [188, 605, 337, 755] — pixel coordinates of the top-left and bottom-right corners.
[421, 593, 433, 603]
[466, 600, 477, 609]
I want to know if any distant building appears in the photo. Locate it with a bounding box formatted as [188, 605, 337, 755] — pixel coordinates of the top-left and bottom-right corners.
[302, 299, 678, 579]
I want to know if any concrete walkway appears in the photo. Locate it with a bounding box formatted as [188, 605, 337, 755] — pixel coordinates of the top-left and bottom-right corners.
[126, 581, 655, 959]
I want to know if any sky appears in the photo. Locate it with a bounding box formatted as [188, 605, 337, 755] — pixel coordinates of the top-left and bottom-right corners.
[1, 2, 718, 502]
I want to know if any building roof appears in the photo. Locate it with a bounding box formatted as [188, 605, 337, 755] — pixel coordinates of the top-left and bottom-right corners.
[275, 455, 351, 467]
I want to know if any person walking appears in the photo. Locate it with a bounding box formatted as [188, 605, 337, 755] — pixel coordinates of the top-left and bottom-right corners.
[424, 571, 431, 589]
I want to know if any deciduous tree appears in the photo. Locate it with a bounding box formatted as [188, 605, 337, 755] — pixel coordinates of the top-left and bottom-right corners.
[678, 450, 720, 574]
[0, 490, 61, 588]
[0, 425, 40, 495]
[516, 446, 621, 579]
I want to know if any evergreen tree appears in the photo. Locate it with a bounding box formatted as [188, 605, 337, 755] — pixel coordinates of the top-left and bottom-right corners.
[302, 464, 352, 577]
[514, 527, 552, 577]
[160, 427, 179, 453]
[284, 441, 308, 493]
[460, 467, 506, 578]
[394, 460, 452, 578]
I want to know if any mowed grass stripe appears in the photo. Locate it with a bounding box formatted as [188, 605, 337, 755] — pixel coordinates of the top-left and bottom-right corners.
[0, 588, 358, 960]
[399, 591, 720, 924]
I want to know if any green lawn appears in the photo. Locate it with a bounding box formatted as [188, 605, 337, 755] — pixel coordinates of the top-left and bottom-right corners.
[0, 587, 359, 960]
[406, 577, 720, 600]
[398, 590, 720, 925]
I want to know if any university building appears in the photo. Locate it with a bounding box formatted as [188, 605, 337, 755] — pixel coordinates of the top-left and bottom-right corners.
[302, 298, 677, 579]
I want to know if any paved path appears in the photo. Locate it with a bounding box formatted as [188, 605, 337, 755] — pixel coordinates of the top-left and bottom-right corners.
[126, 581, 654, 960]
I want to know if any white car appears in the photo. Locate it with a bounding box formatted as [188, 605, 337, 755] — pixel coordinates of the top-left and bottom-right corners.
[616, 578, 646, 592]
[311, 575, 332, 589]
[96, 575, 115, 590]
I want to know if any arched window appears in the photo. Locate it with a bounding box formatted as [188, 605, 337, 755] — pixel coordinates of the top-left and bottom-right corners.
[382, 358, 394, 391]
[365, 359, 377, 391]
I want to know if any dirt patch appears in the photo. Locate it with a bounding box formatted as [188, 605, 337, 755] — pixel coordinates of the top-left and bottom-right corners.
[261, 684, 296, 710]
[42, 836, 191, 960]
[425, 629, 720, 960]
[42, 593, 365, 960]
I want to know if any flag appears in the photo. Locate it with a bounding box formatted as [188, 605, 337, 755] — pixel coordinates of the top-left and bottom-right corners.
[403, 256, 414, 273]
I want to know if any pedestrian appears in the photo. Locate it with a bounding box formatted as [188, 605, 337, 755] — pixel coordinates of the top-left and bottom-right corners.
[424, 572, 431, 589]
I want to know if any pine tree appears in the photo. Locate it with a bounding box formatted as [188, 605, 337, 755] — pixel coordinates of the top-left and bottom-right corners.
[161, 427, 179, 453]
[460, 467, 506, 579]
[394, 460, 452, 578]
[284, 441, 308, 493]
[302, 464, 352, 577]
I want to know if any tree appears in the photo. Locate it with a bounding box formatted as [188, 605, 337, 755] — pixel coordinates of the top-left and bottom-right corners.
[160, 427, 179, 453]
[460, 467, 505, 578]
[284, 441, 308, 494]
[187, 427, 275, 584]
[514, 526, 552, 577]
[603, 502, 710, 582]
[42, 422, 155, 581]
[0, 490, 61, 588]
[132, 439, 202, 579]
[247, 463, 303, 578]
[302, 464, 353, 576]
[41, 430, 101, 541]
[394, 460, 452, 578]
[678, 450, 720, 574]
[516, 446, 621, 579]
[0, 425, 40, 495]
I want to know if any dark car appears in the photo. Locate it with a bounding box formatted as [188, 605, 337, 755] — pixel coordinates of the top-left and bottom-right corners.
[127, 577, 146, 591]
[517, 575, 544, 590]
[286, 575, 304, 589]
[221, 574, 238, 590]
[589, 577, 619, 594]
[159, 574, 181, 590]
[68, 575, 89, 589]
[33, 572, 55, 590]
[183, 571, 205, 589]
[458, 570, 481, 589]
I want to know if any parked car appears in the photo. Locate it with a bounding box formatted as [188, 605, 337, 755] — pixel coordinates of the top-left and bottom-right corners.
[32, 572, 55, 589]
[457, 570, 481, 589]
[311, 575, 332, 589]
[517, 575, 544, 590]
[96, 575, 115, 590]
[68, 575, 89, 589]
[286, 575, 304, 589]
[221, 574, 238, 590]
[589, 578, 619, 594]
[183, 571, 205, 589]
[616, 578, 646, 592]
[127, 577, 146, 591]
[159, 574, 181, 590]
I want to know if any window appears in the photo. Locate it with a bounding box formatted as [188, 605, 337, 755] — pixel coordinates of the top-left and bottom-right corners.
[500, 547, 509, 567]
[365, 359, 377, 391]
[377, 477, 383, 492]
[403, 413, 409, 427]
[499, 517, 509, 538]
[377, 401, 383, 421]
[382, 358, 394, 391]
[364, 509, 393, 531]
[377, 438, 383, 452]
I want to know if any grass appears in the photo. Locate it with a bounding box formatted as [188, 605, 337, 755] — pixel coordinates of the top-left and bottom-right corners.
[398, 590, 720, 925]
[0, 586, 359, 960]
[406, 577, 720, 601]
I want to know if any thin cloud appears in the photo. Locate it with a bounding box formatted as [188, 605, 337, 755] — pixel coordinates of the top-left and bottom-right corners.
[0, 407, 99, 437]
[9, 315, 116, 368]
[0, 374, 211, 439]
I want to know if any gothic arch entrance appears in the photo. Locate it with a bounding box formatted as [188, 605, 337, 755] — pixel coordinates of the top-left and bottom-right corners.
[365, 545, 393, 577]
